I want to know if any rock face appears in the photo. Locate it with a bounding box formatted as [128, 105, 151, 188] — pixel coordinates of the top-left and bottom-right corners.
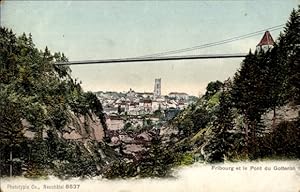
[62, 112, 105, 142]
[22, 112, 105, 142]
[262, 104, 300, 130]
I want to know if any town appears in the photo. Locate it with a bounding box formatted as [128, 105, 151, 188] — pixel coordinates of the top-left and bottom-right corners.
[95, 78, 198, 130]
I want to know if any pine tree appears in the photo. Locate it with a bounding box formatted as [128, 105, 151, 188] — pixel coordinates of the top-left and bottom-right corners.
[0, 90, 25, 176]
[205, 90, 235, 162]
[263, 45, 288, 127]
[283, 7, 300, 103]
[231, 51, 268, 147]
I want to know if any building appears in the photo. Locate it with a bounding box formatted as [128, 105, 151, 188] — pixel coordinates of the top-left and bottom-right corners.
[106, 114, 124, 130]
[143, 99, 152, 112]
[153, 78, 161, 99]
[168, 92, 189, 101]
[127, 88, 136, 101]
[256, 31, 275, 53]
[152, 100, 161, 112]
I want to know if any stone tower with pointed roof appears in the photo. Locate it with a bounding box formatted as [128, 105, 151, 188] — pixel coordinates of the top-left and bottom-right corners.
[256, 31, 275, 52]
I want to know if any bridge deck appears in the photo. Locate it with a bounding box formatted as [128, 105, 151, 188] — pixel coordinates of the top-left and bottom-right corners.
[55, 53, 247, 66]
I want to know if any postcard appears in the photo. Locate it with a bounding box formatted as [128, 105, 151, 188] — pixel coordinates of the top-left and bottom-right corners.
[0, 1, 299, 192]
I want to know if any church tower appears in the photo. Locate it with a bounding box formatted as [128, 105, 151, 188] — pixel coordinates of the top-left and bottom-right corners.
[153, 78, 161, 99]
[256, 31, 275, 53]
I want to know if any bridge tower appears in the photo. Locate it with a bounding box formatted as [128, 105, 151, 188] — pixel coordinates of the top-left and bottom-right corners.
[256, 31, 275, 53]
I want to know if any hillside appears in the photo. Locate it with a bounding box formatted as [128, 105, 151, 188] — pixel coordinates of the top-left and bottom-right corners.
[0, 28, 118, 178]
[163, 6, 300, 163]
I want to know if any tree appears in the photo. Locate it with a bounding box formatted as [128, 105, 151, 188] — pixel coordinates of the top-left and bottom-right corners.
[229, 6, 300, 156]
[204, 91, 235, 162]
[204, 80, 223, 99]
[263, 45, 288, 127]
[231, 51, 269, 147]
[137, 136, 178, 177]
[282, 7, 300, 104]
[0, 90, 25, 176]
[117, 105, 122, 115]
[0, 27, 111, 177]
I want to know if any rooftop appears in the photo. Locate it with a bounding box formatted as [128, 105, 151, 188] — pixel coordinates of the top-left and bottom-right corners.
[257, 31, 275, 46]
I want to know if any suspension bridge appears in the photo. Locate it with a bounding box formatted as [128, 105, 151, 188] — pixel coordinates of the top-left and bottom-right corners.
[55, 24, 283, 66]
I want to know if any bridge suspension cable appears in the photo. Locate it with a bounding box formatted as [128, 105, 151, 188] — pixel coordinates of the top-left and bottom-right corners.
[55, 24, 284, 66]
[139, 24, 284, 58]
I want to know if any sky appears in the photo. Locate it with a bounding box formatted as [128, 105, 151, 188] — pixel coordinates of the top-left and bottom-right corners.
[1, 1, 299, 96]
